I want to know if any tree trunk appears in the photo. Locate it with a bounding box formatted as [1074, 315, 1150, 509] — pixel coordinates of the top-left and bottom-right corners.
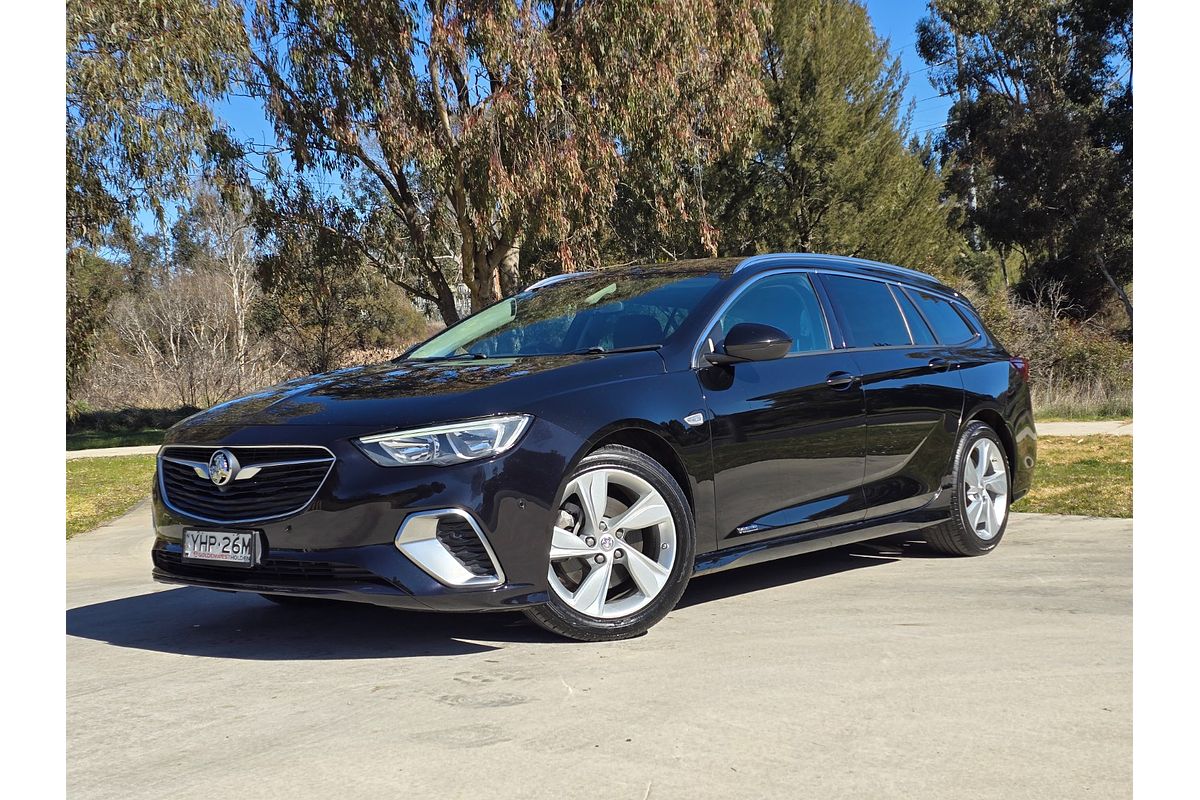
[471, 251, 500, 313]
[423, 260, 462, 324]
[953, 30, 981, 251]
[496, 238, 522, 298]
[1096, 255, 1133, 333]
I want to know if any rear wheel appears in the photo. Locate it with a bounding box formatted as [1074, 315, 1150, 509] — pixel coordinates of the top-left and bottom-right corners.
[925, 421, 1011, 556]
[524, 445, 695, 641]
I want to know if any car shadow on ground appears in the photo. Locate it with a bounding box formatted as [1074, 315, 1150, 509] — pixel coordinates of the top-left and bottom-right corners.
[66, 534, 944, 660]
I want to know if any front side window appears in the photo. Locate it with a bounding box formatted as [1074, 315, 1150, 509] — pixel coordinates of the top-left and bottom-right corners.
[407, 271, 723, 359]
[711, 273, 831, 354]
[908, 289, 977, 344]
[821, 275, 912, 348]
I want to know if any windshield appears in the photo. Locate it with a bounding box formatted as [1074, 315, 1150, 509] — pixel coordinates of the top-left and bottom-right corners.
[407, 271, 723, 359]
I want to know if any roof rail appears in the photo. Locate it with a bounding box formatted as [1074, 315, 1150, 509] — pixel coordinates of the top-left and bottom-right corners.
[732, 252, 939, 284]
[523, 271, 595, 291]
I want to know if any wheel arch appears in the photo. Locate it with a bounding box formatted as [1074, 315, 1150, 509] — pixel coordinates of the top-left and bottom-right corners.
[585, 425, 695, 515]
[965, 407, 1017, 474]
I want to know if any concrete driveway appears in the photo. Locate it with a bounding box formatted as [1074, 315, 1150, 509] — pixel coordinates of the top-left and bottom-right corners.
[68, 504, 1130, 800]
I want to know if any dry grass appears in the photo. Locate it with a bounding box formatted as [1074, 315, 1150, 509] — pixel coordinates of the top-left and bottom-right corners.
[1013, 435, 1132, 518]
[1033, 382, 1132, 421]
[66, 455, 157, 537]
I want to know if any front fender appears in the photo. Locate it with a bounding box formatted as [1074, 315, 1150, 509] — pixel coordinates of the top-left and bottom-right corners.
[528, 369, 717, 553]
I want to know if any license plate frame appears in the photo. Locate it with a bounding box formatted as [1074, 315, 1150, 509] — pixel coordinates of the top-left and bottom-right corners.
[182, 528, 260, 568]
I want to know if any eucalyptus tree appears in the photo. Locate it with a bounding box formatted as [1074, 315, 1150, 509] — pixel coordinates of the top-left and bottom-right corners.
[246, 0, 768, 322]
[67, 0, 247, 245]
[67, 0, 247, 404]
[917, 0, 1133, 326]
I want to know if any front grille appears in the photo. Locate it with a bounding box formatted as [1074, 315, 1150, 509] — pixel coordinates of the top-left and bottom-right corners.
[435, 516, 496, 577]
[153, 549, 388, 586]
[159, 445, 334, 523]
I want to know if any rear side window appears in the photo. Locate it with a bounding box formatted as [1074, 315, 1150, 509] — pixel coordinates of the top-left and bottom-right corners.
[821, 275, 912, 348]
[893, 288, 936, 345]
[908, 289, 976, 344]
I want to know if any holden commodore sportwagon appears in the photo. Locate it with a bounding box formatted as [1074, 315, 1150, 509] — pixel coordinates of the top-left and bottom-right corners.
[151, 254, 1036, 641]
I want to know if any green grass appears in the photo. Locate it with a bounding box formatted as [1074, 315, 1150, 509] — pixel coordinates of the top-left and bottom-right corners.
[1012, 435, 1131, 518]
[66, 429, 165, 450]
[66, 455, 157, 537]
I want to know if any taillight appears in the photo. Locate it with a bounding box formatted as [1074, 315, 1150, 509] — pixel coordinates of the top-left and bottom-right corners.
[1010, 356, 1030, 383]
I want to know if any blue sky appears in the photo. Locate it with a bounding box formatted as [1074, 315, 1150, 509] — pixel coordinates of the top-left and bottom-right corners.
[137, 1, 947, 237]
[862, 0, 953, 135]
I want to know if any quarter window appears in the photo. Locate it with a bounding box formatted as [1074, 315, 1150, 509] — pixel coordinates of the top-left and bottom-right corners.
[821, 275, 912, 348]
[908, 289, 976, 344]
[711, 273, 831, 354]
[893, 288, 937, 345]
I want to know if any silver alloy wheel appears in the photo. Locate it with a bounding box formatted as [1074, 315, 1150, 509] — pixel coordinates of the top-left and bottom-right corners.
[963, 438, 1009, 541]
[547, 467, 678, 619]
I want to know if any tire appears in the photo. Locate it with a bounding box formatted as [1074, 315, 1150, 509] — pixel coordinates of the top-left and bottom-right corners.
[524, 444, 695, 641]
[924, 420, 1012, 556]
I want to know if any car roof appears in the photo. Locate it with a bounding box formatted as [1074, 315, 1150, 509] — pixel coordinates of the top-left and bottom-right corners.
[730, 253, 955, 295]
[525, 253, 960, 299]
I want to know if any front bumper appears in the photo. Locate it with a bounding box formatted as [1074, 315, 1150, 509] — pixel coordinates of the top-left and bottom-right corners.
[151, 420, 579, 611]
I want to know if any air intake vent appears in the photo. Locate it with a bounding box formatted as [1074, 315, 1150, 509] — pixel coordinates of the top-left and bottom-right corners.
[159, 445, 334, 524]
[153, 549, 387, 586]
[436, 516, 496, 577]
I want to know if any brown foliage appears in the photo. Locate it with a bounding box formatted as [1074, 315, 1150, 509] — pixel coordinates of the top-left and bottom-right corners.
[248, 0, 769, 322]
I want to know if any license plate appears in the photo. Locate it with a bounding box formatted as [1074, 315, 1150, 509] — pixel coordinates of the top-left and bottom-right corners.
[182, 529, 258, 567]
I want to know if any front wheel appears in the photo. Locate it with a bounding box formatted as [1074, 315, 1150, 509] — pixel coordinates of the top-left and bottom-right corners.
[925, 421, 1012, 556]
[524, 445, 695, 641]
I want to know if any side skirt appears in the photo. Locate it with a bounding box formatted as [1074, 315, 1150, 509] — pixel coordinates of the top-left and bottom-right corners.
[692, 508, 950, 576]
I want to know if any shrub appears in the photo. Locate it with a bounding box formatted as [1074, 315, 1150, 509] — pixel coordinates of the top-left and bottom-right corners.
[971, 282, 1131, 419]
[67, 406, 200, 435]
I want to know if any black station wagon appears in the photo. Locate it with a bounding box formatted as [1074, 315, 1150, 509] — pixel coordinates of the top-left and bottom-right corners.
[151, 254, 1036, 640]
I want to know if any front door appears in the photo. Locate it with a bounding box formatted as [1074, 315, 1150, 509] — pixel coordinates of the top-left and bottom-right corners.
[698, 272, 868, 546]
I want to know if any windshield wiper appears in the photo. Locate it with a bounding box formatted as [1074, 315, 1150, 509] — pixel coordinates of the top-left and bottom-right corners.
[570, 344, 664, 355]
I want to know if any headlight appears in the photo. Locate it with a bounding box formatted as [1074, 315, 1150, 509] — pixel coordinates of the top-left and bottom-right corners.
[354, 415, 533, 467]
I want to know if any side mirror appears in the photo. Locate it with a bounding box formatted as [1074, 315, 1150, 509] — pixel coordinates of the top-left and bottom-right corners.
[704, 323, 793, 365]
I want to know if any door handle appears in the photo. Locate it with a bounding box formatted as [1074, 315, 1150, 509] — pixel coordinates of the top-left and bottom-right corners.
[825, 371, 859, 390]
[928, 357, 951, 372]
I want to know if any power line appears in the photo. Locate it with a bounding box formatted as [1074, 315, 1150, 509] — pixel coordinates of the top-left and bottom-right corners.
[914, 90, 955, 103]
[909, 58, 953, 75]
[911, 122, 949, 134]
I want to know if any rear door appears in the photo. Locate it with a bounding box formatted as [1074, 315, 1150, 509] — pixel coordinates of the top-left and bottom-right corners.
[816, 273, 965, 520]
[699, 271, 867, 546]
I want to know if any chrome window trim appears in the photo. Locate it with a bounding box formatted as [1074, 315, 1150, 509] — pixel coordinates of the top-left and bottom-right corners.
[888, 283, 918, 346]
[691, 266, 981, 367]
[157, 444, 337, 525]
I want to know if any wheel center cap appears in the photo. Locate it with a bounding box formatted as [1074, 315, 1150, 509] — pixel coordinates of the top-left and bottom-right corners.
[598, 534, 616, 552]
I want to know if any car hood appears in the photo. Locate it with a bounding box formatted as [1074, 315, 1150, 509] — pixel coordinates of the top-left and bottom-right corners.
[166, 352, 664, 442]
